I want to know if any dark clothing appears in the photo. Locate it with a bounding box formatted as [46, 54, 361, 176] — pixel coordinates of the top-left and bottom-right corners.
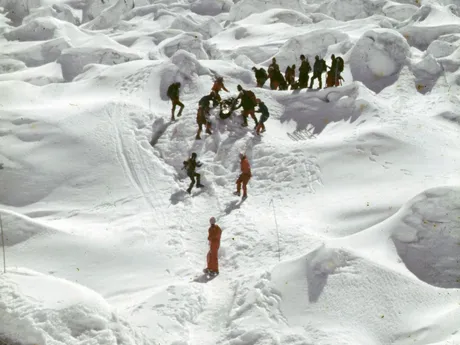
[184, 157, 203, 192]
[167, 84, 179, 99]
[199, 95, 216, 109]
[257, 102, 270, 123]
[298, 60, 311, 88]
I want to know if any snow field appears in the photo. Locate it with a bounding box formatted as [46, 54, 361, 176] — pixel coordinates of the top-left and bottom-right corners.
[0, 0, 460, 344]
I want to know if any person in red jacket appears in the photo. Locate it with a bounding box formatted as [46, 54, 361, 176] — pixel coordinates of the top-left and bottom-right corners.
[233, 153, 251, 200]
[205, 217, 222, 276]
[211, 76, 229, 103]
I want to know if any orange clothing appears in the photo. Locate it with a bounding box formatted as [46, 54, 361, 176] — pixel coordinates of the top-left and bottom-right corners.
[240, 156, 251, 176]
[207, 224, 222, 273]
[212, 80, 229, 93]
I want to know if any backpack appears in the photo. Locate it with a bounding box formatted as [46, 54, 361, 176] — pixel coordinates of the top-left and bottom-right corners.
[336, 57, 344, 72]
[167, 84, 177, 98]
[259, 68, 268, 78]
[243, 90, 257, 107]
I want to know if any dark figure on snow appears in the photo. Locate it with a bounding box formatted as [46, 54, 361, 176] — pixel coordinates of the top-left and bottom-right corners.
[276, 68, 288, 90]
[255, 98, 269, 135]
[268, 58, 280, 90]
[183, 152, 204, 194]
[234, 153, 251, 200]
[285, 64, 296, 87]
[211, 76, 229, 103]
[167, 82, 184, 121]
[252, 66, 268, 88]
[309, 55, 327, 89]
[205, 216, 222, 276]
[196, 92, 217, 140]
[298, 54, 311, 89]
[236, 85, 259, 128]
[326, 54, 344, 88]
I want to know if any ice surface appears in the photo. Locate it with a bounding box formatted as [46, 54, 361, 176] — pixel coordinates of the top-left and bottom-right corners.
[0, 0, 460, 344]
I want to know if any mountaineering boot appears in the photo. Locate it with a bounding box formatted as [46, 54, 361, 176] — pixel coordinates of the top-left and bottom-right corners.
[209, 270, 218, 277]
[195, 134, 201, 140]
[233, 191, 240, 196]
[242, 195, 247, 201]
[205, 128, 212, 135]
[197, 183, 204, 188]
[186, 187, 192, 194]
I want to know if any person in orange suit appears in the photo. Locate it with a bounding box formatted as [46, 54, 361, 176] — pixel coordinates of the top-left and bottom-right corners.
[205, 217, 222, 276]
[211, 76, 229, 103]
[233, 153, 251, 200]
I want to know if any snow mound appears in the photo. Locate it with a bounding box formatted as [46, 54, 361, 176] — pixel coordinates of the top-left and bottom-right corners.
[349, 28, 411, 93]
[169, 14, 223, 40]
[190, 0, 233, 16]
[391, 187, 460, 288]
[23, 4, 80, 26]
[0, 58, 26, 74]
[398, 4, 460, 50]
[154, 32, 210, 59]
[410, 53, 443, 93]
[0, 8, 12, 33]
[1, 37, 72, 67]
[58, 39, 142, 81]
[81, 0, 135, 30]
[0, 62, 63, 85]
[0, 270, 154, 345]
[4, 17, 87, 42]
[238, 8, 313, 26]
[270, 29, 350, 68]
[382, 2, 419, 21]
[122, 4, 167, 21]
[227, 0, 306, 22]
[316, 0, 385, 21]
[427, 33, 460, 58]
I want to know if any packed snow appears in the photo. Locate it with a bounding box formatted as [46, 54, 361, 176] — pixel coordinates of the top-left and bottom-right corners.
[0, 0, 460, 344]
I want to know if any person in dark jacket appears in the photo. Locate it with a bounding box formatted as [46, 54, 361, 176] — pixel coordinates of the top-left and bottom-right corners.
[196, 92, 217, 139]
[298, 54, 311, 89]
[182, 152, 204, 194]
[252, 67, 268, 87]
[235, 85, 259, 128]
[167, 82, 184, 121]
[255, 98, 269, 135]
[309, 55, 327, 89]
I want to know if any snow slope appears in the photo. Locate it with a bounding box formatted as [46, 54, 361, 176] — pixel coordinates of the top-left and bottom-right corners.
[0, 0, 460, 344]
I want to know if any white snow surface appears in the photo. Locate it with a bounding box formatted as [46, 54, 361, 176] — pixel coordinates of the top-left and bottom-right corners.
[0, 0, 460, 344]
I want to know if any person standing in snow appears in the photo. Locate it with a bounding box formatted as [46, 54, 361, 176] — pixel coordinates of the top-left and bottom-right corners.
[195, 92, 217, 140]
[183, 152, 204, 194]
[252, 66, 268, 87]
[205, 216, 222, 276]
[211, 76, 229, 103]
[268, 58, 280, 90]
[234, 153, 251, 200]
[298, 54, 311, 89]
[255, 99, 269, 135]
[235, 85, 259, 128]
[285, 64, 296, 88]
[309, 55, 327, 89]
[167, 82, 184, 121]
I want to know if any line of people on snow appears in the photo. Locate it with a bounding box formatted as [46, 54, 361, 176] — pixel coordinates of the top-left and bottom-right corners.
[252, 54, 344, 91]
[183, 152, 251, 276]
[167, 77, 270, 140]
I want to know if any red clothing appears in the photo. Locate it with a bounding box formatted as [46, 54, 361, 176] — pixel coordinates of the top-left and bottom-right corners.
[211, 80, 229, 93]
[240, 156, 251, 176]
[207, 224, 222, 272]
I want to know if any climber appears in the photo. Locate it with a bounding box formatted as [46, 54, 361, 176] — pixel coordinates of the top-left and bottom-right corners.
[285, 64, 296, 87]
[268, 57, 280, 90]
[255, 98, 269, 135]
[182, 152, 204, 194]
[326, 54, 345, 88]
[167, 82, 184, 121]
[196, 92, 217, 140]
[211, 76, 229, 103]
[309, 55, 327, 89]
[235, 85, 259, 128]
[252, 66, 268, 87]
[205, 216, 222, 276]
[234, 153, 251, 200]
[276, 68, 288, 90]
[298, 54, 311, 89]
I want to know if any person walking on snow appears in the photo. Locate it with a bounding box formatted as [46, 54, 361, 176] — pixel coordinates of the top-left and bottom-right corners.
[234, 153, 251, 200]
[235, 85, 259, 128]
[195, 92, 217, 140]
[167, 82, 184, 121]
[183, 152, 204, 194]
[211, 76, 229, 103]
[309, 55, 327, 89]
[255, 99, 269, 135]
[205, 216, 222, 276]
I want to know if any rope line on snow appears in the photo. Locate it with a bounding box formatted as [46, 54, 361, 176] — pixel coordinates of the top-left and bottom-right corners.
[269, 199, 281, 262]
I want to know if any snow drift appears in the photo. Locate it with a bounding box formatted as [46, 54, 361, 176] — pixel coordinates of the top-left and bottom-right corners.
[349, 28, 411, 93]
[227, 0, 306, 22]
[391, 187, 460, 289]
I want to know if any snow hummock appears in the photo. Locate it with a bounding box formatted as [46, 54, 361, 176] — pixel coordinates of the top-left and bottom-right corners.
[1, 0, 460, 344]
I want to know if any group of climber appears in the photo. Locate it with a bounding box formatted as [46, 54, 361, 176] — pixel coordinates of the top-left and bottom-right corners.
[183, 152, 251, 276]
[252, 54, 344, 91]
[167, 77, 271, 140]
